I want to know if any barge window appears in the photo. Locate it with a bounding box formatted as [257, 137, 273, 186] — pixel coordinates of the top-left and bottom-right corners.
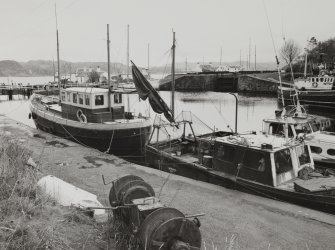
[215, 145, 235, 163]
[73, 93, 77, 103]
[274, 149, 293, 174]
[114, 93, 122, 104]
[95, 95, 104, 106]
[85, 95, 90, 105]
[310, 146, 322, 154]
[242, 151, 266, 172]
[66, 92, 71, 102]
[78, 94, 83, 104]
[320, 78, 324, 82]
[296, 145, 311, 165]
[327, 149, 335, 156]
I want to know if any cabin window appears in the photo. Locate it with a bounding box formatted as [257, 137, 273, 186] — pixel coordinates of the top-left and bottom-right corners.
[114, 93, 122, 104]
[66, 92, 71, 102]
[296, 145, 311, 166]
[95, 95, 104, 106]
[242, 150, 266, 172]
[61, 92, 65, 101]
[309, 122, 318, 132]
[316, 78, 319, 82]
[269, 123, 293, 137]
[274, 149, 293, 174]
[320, 78, 324, 82]
[310, 146, 322, 154]
[311, 78, 314, 82]
[327, 149, 335, 156]
[73, 93, 77, 103]
[78, 94, 83, 104]
[294, 124, 312, 134]
[215, 145, 235, 163]
[85, 95, 90, 105]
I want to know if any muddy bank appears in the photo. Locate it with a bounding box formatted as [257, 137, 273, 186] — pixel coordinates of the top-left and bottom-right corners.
[0, 115, 335, 249]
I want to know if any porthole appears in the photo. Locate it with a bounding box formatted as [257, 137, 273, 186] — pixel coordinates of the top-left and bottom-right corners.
[310, 146, 322, 154]
[327, 149, 335, 156]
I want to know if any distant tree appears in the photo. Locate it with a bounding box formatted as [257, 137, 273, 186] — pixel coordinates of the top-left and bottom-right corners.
[280, 39, 301, 81]
[87, 70, 100, 83]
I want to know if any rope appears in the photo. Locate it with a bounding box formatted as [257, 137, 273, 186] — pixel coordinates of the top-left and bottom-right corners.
[104, 130, 115, 153]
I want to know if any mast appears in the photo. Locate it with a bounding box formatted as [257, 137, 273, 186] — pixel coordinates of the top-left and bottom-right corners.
[254, 44, 257, 71]
[171, 31, 176, 120]
[220, 47, 222, 66]
[126, 24, 130, 112]
[147, 43, 150, 78]
[127, 24, 130, 81]
[52, 59, 56, 82]
[107, 24, 111, 112]
[55, 4, 61, 103]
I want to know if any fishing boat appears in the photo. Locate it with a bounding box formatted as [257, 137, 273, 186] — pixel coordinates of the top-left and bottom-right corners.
[263, 104, 335, 169]
[279, 51, 335, 112]
[133, 32, 335, 214]
[29, 25, 152, 161]
[145, 114, 335, 214]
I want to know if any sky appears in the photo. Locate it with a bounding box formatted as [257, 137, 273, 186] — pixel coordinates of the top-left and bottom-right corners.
[1, 0, 335, 68]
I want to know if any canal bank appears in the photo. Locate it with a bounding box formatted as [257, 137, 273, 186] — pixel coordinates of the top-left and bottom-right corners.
[1, 115, 335, 249]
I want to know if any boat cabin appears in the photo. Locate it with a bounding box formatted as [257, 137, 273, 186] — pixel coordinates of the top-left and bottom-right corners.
[263, 111, 335, 166]
[212, 134, 313, 187]
[294, 75, 335, 90]
[60, 87, 129, 123]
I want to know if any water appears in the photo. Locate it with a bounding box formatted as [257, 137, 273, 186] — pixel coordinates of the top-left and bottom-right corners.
[0, 81, 279, 134]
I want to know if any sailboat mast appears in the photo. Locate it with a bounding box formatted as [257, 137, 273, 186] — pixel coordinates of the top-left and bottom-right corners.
[171, 31, 176, 120]
[107, 24, 111, 112]
[220, 47, 222, 66]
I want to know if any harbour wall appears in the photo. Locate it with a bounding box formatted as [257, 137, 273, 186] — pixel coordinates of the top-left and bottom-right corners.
[159, 72, 281, 95]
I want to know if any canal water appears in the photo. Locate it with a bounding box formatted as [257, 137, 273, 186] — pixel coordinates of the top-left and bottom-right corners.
[0, 76, 279, 134]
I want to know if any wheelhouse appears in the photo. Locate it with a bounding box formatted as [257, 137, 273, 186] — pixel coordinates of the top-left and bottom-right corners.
[212, 134, 313, 187]
[59, 87, 128, 123]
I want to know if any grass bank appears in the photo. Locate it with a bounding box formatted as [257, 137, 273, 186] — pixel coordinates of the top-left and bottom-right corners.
[0, 135, 105, 249]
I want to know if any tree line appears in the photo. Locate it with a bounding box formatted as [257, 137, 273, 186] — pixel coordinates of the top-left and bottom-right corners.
[280, 37, 335, 76]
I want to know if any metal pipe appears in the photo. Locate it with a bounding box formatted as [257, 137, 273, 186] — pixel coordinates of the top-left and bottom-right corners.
[228, 93, 238, 134]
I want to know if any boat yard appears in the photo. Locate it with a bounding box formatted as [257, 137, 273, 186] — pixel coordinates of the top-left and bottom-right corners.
[1, 114, 334, 249]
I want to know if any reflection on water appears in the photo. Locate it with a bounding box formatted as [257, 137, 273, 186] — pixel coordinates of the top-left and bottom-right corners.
[0, 91, 279, 135]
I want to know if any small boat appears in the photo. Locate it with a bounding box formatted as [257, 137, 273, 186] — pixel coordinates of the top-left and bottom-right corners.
[145, 116, 335, 214]
[263, 104, 335, 169]
[279, 51, 335, 112]
[29, 25, 152, 162]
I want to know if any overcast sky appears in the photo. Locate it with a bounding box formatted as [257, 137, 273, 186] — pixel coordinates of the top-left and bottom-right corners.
[1, 0, 335, 67]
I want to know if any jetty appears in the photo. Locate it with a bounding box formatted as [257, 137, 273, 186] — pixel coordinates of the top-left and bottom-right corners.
[1, 115, 335, 249]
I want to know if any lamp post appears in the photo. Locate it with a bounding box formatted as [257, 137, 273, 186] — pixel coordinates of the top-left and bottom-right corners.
[228, 92, 238, 134]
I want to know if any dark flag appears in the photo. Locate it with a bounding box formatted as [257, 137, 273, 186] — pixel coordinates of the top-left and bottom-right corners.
[131, 61, 175, 124]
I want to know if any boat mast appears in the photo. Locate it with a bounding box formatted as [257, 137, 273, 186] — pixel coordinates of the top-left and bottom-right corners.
[107, 24, 111, 112]
[147, 43, 150, 78]
[126, 24, 130, 112]
[55, 4, 61, 103]
[171, 31, 176, 120]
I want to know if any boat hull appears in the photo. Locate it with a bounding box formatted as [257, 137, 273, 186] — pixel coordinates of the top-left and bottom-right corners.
[278, 88, 335, 114]
[146, 145, 335, 214]
[30, 106, 151, 163]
